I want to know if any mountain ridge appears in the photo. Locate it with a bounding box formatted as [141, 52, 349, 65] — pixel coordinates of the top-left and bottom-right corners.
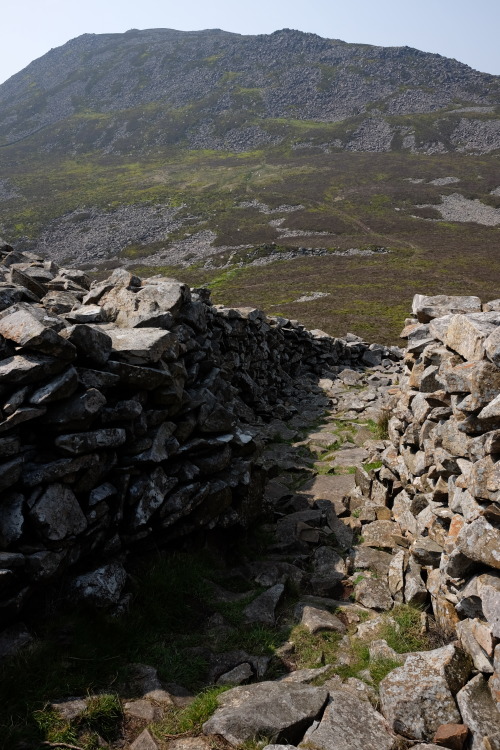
[1, 27, 500, 343]
[1, 27, 499, 152]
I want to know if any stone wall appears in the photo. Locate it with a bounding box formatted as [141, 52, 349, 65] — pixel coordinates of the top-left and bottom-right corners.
[0, 241, 402, 622]
[370, 294, 500, 682]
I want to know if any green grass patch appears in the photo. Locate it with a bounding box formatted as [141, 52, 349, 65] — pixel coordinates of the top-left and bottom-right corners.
[153, 686, 228, 738]
[381, 604, 428, 653]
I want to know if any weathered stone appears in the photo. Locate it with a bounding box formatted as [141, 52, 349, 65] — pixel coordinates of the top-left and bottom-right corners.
[456, 619, 493, 673]
[379, 645, 472, 741]
[456, 674, 500, 750]
[0, 307, 75, 360]
[60, 324, 112, 365]
[0, 456, 23, 490]
[0, 352, 65, 384]
[352, 546, 393, 576]
[29, 366, 79, 405]
[278, 665, 334, 684]
[51, 697, 87, 721]
[243, 584, 284, 625]
[355, 577, 393, 610]
[432, 724, 469, 750]
[202, 681, 328, 745]
[124, 699, 162, 721]
[298, 605, 346, 635]
[108, 327, 178, 365]
[456, 516, 500, 569]
[298, 688, 396, 750]
[55, 428, 126, 455]
[69, 562, 127, 607]
[216, 663, 253, 686]
[388, 549, 406, 601]
[129, 468, 178, 527]
[412, 295, 482, 323]
[0, 492, 24, 547]
[130, 729, 160, 750]
[309, 546, 346, 596]
[30, 484, 87, 541]
[362, 520, 402, 550]
[444, 313, 500, 361]
[107, 360, 174, 389]
[405, 558, 428, 605]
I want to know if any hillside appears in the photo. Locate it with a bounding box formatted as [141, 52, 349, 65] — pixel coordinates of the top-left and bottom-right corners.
[1, 28, 500, 342]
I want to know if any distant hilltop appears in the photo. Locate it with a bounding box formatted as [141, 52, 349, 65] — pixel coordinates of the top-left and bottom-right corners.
[0, 27, 499, 154]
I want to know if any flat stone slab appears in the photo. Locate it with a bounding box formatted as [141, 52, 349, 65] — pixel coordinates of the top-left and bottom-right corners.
[297, 474, 355, 512]
[202, 681, 328, 746]
[332, 447, 369, 467]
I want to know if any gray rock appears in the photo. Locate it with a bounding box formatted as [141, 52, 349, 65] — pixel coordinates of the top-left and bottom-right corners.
[379, 645, 472, 741]
[243, 584, 284, 625]
[0, 493, 24, 548]
[456, 516, 500, 570]
[456, 674, 500, 750]
[60, 324, 112, 365]
[30, 484, 87, 541]
[309, 546, 346, 596]
[108, 327, 178, 365]
[299, 688, 396, 750]
[412, 294, 482, 323]
[69, 562, 127, 607]
[298, 605, 347, 634]
[0, 352, 65, 384]
[362, 520, 402, 550]
[216, 663, 253, 686]
[29, 366, 79, 405]
[130, 729, 160, 750]
[55, 428, 126, 455]
[278, 665, 334, 684]
[51, 697, 88, 721]
[456, 619, 493, 673]
[0, 306, 75, 360]
[354, 578, 393, 611]
[202, 681, 328, 745]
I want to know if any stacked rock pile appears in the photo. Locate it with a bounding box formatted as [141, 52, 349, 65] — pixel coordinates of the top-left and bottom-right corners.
[349, 293, 500, 746]
[0, 240, 401, 622]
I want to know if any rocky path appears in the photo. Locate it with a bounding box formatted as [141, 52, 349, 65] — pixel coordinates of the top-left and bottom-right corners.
[41, 355, 469, 750]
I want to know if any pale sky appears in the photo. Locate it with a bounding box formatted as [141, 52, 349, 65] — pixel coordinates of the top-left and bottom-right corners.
[2, 0, 500, 85]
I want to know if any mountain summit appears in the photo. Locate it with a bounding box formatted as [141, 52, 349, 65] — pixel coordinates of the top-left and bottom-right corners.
[1, 28, 500, 342]
[1, 27, 499, 153]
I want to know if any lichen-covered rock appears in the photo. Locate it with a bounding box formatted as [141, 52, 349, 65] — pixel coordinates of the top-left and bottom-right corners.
[456, 674, 500, 750]
[379, 645, 472, 741]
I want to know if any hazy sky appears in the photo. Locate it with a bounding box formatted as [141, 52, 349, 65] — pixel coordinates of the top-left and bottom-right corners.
[2, 0, 500, 85]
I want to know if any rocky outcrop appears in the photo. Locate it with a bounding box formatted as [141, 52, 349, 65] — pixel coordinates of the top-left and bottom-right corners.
[0, 240, 401, 622]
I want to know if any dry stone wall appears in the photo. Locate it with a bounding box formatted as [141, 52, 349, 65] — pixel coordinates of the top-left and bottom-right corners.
[366, 293, 500, 720]
[0, 240, 402, 623]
